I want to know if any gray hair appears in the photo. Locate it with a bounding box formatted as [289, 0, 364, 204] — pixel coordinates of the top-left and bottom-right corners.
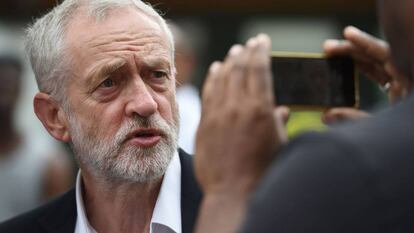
[25, 0, 175, 103]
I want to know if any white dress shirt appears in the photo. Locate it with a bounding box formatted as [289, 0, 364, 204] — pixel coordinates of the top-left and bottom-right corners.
[74, 151, 182, 233]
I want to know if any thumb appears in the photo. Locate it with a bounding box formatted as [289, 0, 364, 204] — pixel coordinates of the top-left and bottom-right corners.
[273, 106, 290, 144]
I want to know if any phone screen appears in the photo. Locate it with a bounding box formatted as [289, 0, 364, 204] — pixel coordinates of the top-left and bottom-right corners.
[271, 55, 357, 108]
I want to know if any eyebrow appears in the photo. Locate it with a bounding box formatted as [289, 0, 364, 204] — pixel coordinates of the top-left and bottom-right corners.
[141, 57, 172, 72]
[85, 58, 127, 88]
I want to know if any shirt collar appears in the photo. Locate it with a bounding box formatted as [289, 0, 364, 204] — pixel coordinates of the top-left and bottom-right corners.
[75, 170, 97, 233]
[74, 151, 182, 233]
[151, 151, 182, 233]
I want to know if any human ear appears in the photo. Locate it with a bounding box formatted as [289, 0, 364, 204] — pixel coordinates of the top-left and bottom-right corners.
[33, 92, 71, 142]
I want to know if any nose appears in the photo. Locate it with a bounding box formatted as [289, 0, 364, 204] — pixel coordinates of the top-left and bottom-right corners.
[125, 78, 158, 118]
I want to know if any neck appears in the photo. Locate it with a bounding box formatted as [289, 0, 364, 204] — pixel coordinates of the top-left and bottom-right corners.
[81, 169, 163, 233]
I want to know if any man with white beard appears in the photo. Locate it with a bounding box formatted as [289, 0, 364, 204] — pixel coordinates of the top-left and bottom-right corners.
[0, 0, 202, 233]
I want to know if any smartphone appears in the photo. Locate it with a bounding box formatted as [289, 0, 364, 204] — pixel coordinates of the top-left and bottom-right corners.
[271, 52, 359, 109]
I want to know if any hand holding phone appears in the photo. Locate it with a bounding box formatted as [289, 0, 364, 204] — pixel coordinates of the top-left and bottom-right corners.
[324, 26, 410, 104]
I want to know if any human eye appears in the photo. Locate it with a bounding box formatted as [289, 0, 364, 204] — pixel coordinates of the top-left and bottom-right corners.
[150, 70, 168, 80]
[96, 70, 124, 91]
[94, 76, 119, 96]
[146, 70, 170, 88]
[91, 77, 120, 101]
[99, 78, 115, 88]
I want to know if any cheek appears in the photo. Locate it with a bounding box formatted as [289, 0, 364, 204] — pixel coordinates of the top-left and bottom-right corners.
[154, 90, 177, 123]
[73, 100, 125, 140]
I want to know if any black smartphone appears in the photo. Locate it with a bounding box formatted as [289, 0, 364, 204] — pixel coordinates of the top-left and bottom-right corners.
[271, 52, 358, 109]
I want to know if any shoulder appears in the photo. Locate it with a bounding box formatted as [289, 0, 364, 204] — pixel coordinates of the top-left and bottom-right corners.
[242, 132, 379, 233]
[0, 188, 76, 233]
[243, 100, 414, 233]
[268, 131, 372, 191]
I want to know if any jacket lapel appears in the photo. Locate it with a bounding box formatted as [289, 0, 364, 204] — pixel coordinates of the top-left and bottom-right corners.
[38, 188, 77, 233]
[35, 150, 202, 233]
[179, 149, 203, 233]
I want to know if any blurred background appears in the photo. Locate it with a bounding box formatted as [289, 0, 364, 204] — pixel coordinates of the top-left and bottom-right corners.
[0, 0, 385, 221]
[0, 0, 384, 144]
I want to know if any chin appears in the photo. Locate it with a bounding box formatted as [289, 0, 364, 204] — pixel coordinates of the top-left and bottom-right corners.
[100, 143, 176, 184]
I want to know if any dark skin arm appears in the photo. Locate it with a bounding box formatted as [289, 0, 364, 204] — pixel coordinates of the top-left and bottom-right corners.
[194, 34, 286, 233]
[194, 27, 410, 233]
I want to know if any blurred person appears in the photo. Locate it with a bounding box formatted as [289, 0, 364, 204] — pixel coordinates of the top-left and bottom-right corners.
[0, 54, 72, 222]
[193, 0, 414, 232]
[170, 22, 202, 154]
[0, 0, 202, 233]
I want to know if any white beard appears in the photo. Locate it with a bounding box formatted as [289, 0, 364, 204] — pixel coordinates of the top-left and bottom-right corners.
[68, 111, 179, 184]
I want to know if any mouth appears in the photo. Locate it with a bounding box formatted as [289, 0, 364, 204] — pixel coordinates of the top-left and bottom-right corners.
[125, 128, 163, 148]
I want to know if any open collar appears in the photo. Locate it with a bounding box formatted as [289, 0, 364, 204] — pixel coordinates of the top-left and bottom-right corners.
[74, 151, 182, 233]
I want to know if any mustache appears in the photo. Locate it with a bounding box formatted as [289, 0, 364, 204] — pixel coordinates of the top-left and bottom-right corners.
[114, 114, 173, 145]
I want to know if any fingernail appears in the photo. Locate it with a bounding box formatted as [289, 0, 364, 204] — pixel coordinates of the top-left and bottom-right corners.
[345, 26, 360, 35]
[257, 33, 269, 41]
[209, 61, 221, 73]
[247, 38, 257, 48]
[323, 39, 340, 50]
[229, 44, 243, 56]
[257, 34, 271, 49]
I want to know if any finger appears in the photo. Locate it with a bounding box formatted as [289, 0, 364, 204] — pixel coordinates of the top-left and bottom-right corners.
[220, 45, 244, 101]
[356, 62, 391, 85]
[323, 39, 352, 57]
[247, 34, 273, 102]
[228, 44, 250, 102]
[324, 38, 391, 85]
[344, 26, 390, 63]
[208, 45, 242, 108]
[324, 39, 376, 64]
[274, 106, 290, 125]
[273, 107, 288, 144]
[384, 62, 411, 102]
[322, 107, 370, 124]
[201, 61, 222, 111]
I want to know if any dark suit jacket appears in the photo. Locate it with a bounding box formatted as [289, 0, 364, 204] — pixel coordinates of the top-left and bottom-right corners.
[0, 149, 201, 233]
[242, 94, 414, 233]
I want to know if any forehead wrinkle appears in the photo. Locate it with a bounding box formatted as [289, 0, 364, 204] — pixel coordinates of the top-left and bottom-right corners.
[88, 39, 168, 55]
[86, 36, 170, 65]
[85, 29, 166, 48]
[82, 33, 170, 64]
[65, 7, 172, 58]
